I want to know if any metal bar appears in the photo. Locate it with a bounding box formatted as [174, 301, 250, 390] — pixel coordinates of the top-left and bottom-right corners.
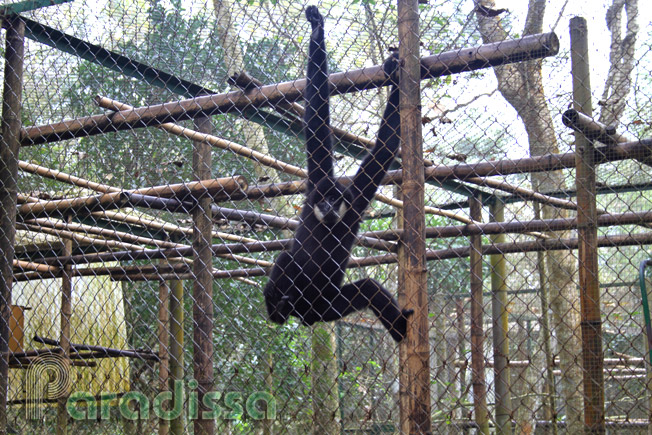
[0, 0, 73, 15]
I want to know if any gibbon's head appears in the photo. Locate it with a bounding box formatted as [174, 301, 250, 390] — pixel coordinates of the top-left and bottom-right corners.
[310, 178, 352, 225]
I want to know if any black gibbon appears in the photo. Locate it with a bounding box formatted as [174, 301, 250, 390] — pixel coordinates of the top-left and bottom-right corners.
[263, 6, 413, 342]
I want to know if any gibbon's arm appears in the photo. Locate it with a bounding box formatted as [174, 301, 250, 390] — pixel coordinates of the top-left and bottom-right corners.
[350, 64, 400, 214]
[304, 6, 334, 190]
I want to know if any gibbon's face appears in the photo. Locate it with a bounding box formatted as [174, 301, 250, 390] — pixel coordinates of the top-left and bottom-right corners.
[312, 180, 350, 225]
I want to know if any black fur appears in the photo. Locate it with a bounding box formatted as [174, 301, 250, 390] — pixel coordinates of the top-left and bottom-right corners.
[263, 6, 413, 342]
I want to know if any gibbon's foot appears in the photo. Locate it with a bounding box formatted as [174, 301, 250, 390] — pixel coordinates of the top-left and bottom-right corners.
[390, 308, 414, 342]
[305, 5, 323, 26]
[383, 51, 400, 84]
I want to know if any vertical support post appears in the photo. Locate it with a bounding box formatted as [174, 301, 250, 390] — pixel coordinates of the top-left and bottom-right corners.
[469, 196, 489, 434]
[192, 115, 214, 435]
[396, 0, 431, 433]
[57, 221, 72, 435]
[311, 324, 340, 435]
[534, 203, 557, 434]
[0, 15, 25, 432]
[570, 16, 605, 434]
[169, 277, 184, 435]
[456, 299, 469, 435]
[489, 200, 511, 435]
[158, 273, 170, 435]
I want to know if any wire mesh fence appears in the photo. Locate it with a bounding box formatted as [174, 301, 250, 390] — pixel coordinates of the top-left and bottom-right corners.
[0, 0, 651, 433]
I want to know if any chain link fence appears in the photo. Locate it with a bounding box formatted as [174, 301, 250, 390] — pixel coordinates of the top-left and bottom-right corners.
[0, 0, 650, 433]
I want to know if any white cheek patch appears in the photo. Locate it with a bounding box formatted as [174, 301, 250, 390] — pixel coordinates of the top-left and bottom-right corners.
[314, 206, 325, 222]
[338, 202, 348, 219]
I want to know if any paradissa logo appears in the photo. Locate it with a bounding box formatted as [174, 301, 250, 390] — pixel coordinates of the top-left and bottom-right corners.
[66, 380, 276, 421]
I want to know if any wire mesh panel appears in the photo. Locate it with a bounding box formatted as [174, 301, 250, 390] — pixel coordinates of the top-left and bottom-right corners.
[0, 0, 651, 433]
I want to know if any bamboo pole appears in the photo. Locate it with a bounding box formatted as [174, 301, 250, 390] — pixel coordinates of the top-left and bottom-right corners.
[562, 108, 628, 146]
[534, 203, 557, 434]
[131, 177, 248, 201]
[191, 114, 214, 435]
[397, 0, 431, 432]
[18, 159, 119, 193]
[18, 222, 146, 251]
[0, 16, 24, 430]
[22, 33, 559, 145]
[13, 259, 57, 273]
[570, 17, 605, 433]
[24, 221, 652, 271]
[17, 191, 129, 218]
[16, 176, 246, 218]
[25, 217, 187, 249]
[56, 219, 72, 435]
[456, 299, 469, 435]
[96, 97, 307, 179]
[158, 267, 170, 435]
[17, 160, 256, 243]
[489, 201, 511, 435]
[469, 196, 489, 434]
[465, 176, 582, 211]
[367, 209, 652, 240]
[107, 268, 267, 282]
[168, 276, 184, 435]
[33, 335, 160, 360]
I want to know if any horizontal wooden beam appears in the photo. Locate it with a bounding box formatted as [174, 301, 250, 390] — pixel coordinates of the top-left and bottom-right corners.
[21, 32, 558, 145]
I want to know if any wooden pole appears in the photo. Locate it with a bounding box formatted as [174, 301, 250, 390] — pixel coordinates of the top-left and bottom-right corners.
[570, 16, 605, 433]
[489, 200, 511, 434]
[20, 224, 652, 275]
[191, 114, 215, 435]
[56, 218, 72, 435]
[469, 196, 489, 434]
[168, 277, 184, 435]
[456, 299, 469, 435]
[158, 267, 170, 435]
[22, 33, 559, 146]
[534, 203, 557, 435]
[0, 15, 25, 432]
[397, 0, 431, 432]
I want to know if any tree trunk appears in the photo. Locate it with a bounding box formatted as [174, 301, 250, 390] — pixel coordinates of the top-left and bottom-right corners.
[474, 1, 584, 432]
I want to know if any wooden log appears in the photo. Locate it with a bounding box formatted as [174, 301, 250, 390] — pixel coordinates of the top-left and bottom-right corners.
[57, 220, 72, 433]
[97, 97, 307, 179]
[33, 335, 160, 361]
[191, 114, 214, 435]
[21, 32, 558, 145]
[570, 17, 605, 433]
[489, 201, 511, 434]
[17, 191, 129, 218]
[0, 16, 24, 430]
[397, 0, 431, 433]
[15, 230, 652, 282]
[168, 275, 184, 435]
[468, 196, 489, 434]
[562, 108, 627, 146]
[364, 210, 652, 240]
[131, 176, 248, 201]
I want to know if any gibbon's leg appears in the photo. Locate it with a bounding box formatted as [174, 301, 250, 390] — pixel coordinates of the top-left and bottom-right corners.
[321, 278, 413, 342]
[263, 250, 297, 324]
